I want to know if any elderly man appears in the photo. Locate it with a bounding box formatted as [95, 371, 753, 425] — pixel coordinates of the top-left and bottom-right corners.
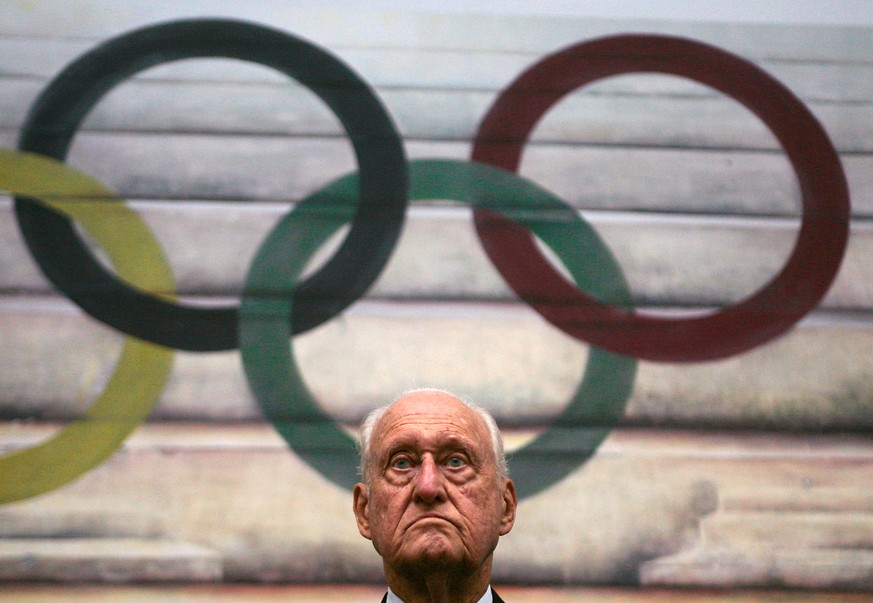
[353, 388, 517, 603]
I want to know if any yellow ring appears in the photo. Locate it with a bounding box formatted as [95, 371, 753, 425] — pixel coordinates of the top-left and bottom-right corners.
[0, 149, 175, 503]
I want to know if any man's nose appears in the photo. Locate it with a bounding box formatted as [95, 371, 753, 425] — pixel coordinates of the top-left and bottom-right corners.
[413, 456, 446, 503]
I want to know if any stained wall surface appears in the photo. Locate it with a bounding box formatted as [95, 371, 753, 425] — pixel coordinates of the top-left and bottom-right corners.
[1, 1, 872, 597]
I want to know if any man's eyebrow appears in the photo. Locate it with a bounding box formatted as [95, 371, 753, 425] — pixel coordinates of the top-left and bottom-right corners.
[381, 437, 417, 457]
[384, 443, 411, 457]
[442, 435, 474, 448]
[435, 436, 484, 461]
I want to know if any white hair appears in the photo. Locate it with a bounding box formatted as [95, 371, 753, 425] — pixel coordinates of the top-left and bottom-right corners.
[358, 388, 508, 484]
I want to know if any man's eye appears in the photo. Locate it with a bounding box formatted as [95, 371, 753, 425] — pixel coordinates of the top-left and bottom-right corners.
[392, 458, 412, 470]
[446, 456, 466, 468]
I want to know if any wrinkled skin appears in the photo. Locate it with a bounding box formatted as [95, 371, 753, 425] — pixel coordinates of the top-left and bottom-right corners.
[353, 391, 517, 603]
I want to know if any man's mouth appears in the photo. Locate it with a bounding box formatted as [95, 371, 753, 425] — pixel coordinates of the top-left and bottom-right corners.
[410, 513, 456, 529]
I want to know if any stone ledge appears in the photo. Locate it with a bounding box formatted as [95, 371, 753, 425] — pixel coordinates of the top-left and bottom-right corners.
[4, 299, 873, 431]
[4, 423, 873, 457]
[0, 506, 165, 539]
[721, 488, 873, 513]
[640, 547, 873, 590]
[701, 511, 873, 549]
[0, 538, 222, 582]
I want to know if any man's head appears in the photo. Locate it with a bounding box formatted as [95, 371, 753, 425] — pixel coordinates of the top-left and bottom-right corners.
[352, 389, 517, 595]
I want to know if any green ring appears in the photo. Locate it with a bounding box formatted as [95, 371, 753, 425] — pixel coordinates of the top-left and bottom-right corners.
[240, 158, 636, 499]
[0, 149, 175, 503]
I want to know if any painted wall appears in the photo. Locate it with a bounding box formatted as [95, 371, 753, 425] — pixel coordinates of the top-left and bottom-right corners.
[1, 0, 872, 594]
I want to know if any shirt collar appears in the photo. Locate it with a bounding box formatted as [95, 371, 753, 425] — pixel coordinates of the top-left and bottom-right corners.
[386, 585, 493, 603]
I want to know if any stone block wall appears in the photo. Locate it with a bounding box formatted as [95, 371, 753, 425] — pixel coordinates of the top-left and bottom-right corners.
[1, 1, 871, 594]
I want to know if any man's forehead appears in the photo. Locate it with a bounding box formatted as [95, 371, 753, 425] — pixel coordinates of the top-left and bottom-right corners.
[373, 394, 487, 448]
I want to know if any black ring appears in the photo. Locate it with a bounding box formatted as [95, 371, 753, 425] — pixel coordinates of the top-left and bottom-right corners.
[15, 19, 407, 351]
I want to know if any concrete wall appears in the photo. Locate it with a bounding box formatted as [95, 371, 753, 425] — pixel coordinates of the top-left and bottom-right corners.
[1, 0, 872, 594]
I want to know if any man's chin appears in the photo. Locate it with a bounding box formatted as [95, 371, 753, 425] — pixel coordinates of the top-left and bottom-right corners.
[396, 535, 465, 569]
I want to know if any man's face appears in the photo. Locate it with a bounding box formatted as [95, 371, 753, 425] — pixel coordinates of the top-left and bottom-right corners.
[353, 392, 516, 576]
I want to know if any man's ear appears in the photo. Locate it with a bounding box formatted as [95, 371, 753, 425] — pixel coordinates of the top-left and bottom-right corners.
[353, 482, 372, 540]
[499, 478, 517, 535]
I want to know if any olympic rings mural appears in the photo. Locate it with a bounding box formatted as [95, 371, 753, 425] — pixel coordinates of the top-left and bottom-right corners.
[0, 19, 850, 503]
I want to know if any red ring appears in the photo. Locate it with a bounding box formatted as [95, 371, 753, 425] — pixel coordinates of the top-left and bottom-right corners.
[471, 34, 850, 362]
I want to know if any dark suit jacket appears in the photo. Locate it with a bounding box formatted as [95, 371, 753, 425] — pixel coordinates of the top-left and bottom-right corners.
[380, 588, 504, 603]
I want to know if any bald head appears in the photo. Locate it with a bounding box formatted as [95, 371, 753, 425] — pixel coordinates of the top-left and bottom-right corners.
[358, 389, 508, 485]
